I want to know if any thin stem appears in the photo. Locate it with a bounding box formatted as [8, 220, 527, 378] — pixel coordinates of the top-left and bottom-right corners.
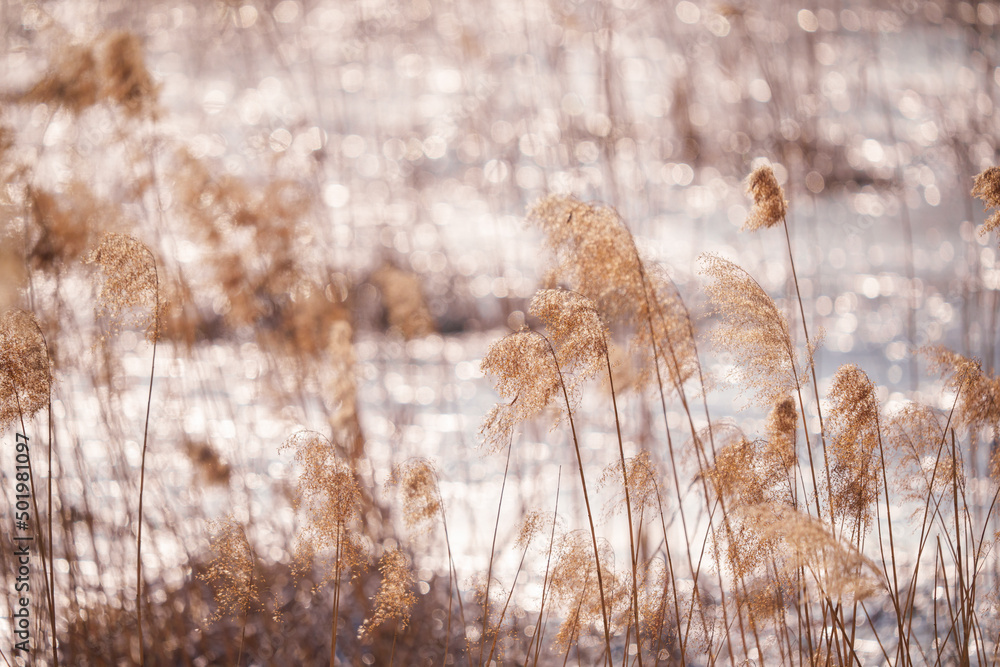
[135, 264, 159, 666]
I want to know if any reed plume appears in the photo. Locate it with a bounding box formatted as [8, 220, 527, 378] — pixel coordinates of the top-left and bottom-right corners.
[90, 232, 160, 664]
[826, 365, 882, 537]
[101, 32, 158, 118]
[358, 547, 417, 655]
[700, 254, 798, 408]
[200, 516, 259, 665]
[972, 166, 1000, 235]
[371, 264, 435, 340]
[22, 31, 157, 118]
[925, 346, 1000, 436]
[527, 195, 697, 394]
[704, 429, 792, 579]
[750, 504, 883, 602]
[479, 330, 560, 453]
[281, 431, 368, 666]
[0, 309, 51, 431]
[887, 403, 958, 504]
[387, 458, 442, 531]
[24, 42, 101, 114]
[766, 397, 799, 473]
[89, 233, 161, 342]
[481, 296, 616, 659]
[742, 165, 787, 232]
[386, 458, 465, 662]
[548, 530, 624, 656]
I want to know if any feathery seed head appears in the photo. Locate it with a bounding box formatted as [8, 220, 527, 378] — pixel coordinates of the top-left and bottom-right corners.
[0, 309, 51, 432]
[700, 254, 797, 407]
[514, 509, 554, 550]
[925, 346, 1000, 435]
[743, 164, 787, 231]
[358, 547, 417, 639]
[199, 516, 260, 621]
[600, 450, 662, 519]
[281, 431, 368, 580]
[972, 166, 1000, 234]
[528, 195, 698, 395]
[766, 397, 798, 471]
[529, 289, 608, 386]
[387, 458, 442, 530]
[89, 233, 160, 342]
[479, 330, 560, 452]
[371, 264, 435, 340]
[827, 364, 881, 533]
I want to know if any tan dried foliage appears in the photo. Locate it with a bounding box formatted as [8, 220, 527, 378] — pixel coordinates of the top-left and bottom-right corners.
[101, 32, 158, 118]
[23, 32, 157, 117]
[371, 264, 435, 339]
[636, 558, 675, 648]
[701, 253, 797, 408]
[28, 183, 112, 271]
[743, 165, 787, 231]
[0, 309, 51, 431]
[172, 150, 312, 330]
[527, 195, 698, 394]
[465, 573, 509, 656]
[281, 432, 369, 585]
[358, 547, 417, 639]
[24, 43, 101, 114]
[184, 440, 232, 487]
[387, 458, 442, 531]
[199, 516, 260, 621]
[89, 233, 160, 342]
[826, 364, 881, 535]
[323, 319, 363, 458]
[972, 166, 1000, 234]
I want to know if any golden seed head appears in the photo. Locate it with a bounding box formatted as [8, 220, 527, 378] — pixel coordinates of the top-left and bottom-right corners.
[358, 547, 417, 639]
[826, 364, 881, 533]
[387, 458, 442, 530]
[700, 253, 796, 407]
[766, 397, 798, 471]
[0, 309, 51, 431]
[199, 516, 260, 621]
[280, 431, 369, 581]
[89, 233, 160, 342]
[529, 288, 608, 386]
[600, 450, 662, 519]
[743, 165, 787, 231]
[514, 509, 554, 550]
[479, 330, 560, 452]
[527, 195, 697, 394]
[972, 166, 1000, 234]
[925, 346, 1000, 435]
